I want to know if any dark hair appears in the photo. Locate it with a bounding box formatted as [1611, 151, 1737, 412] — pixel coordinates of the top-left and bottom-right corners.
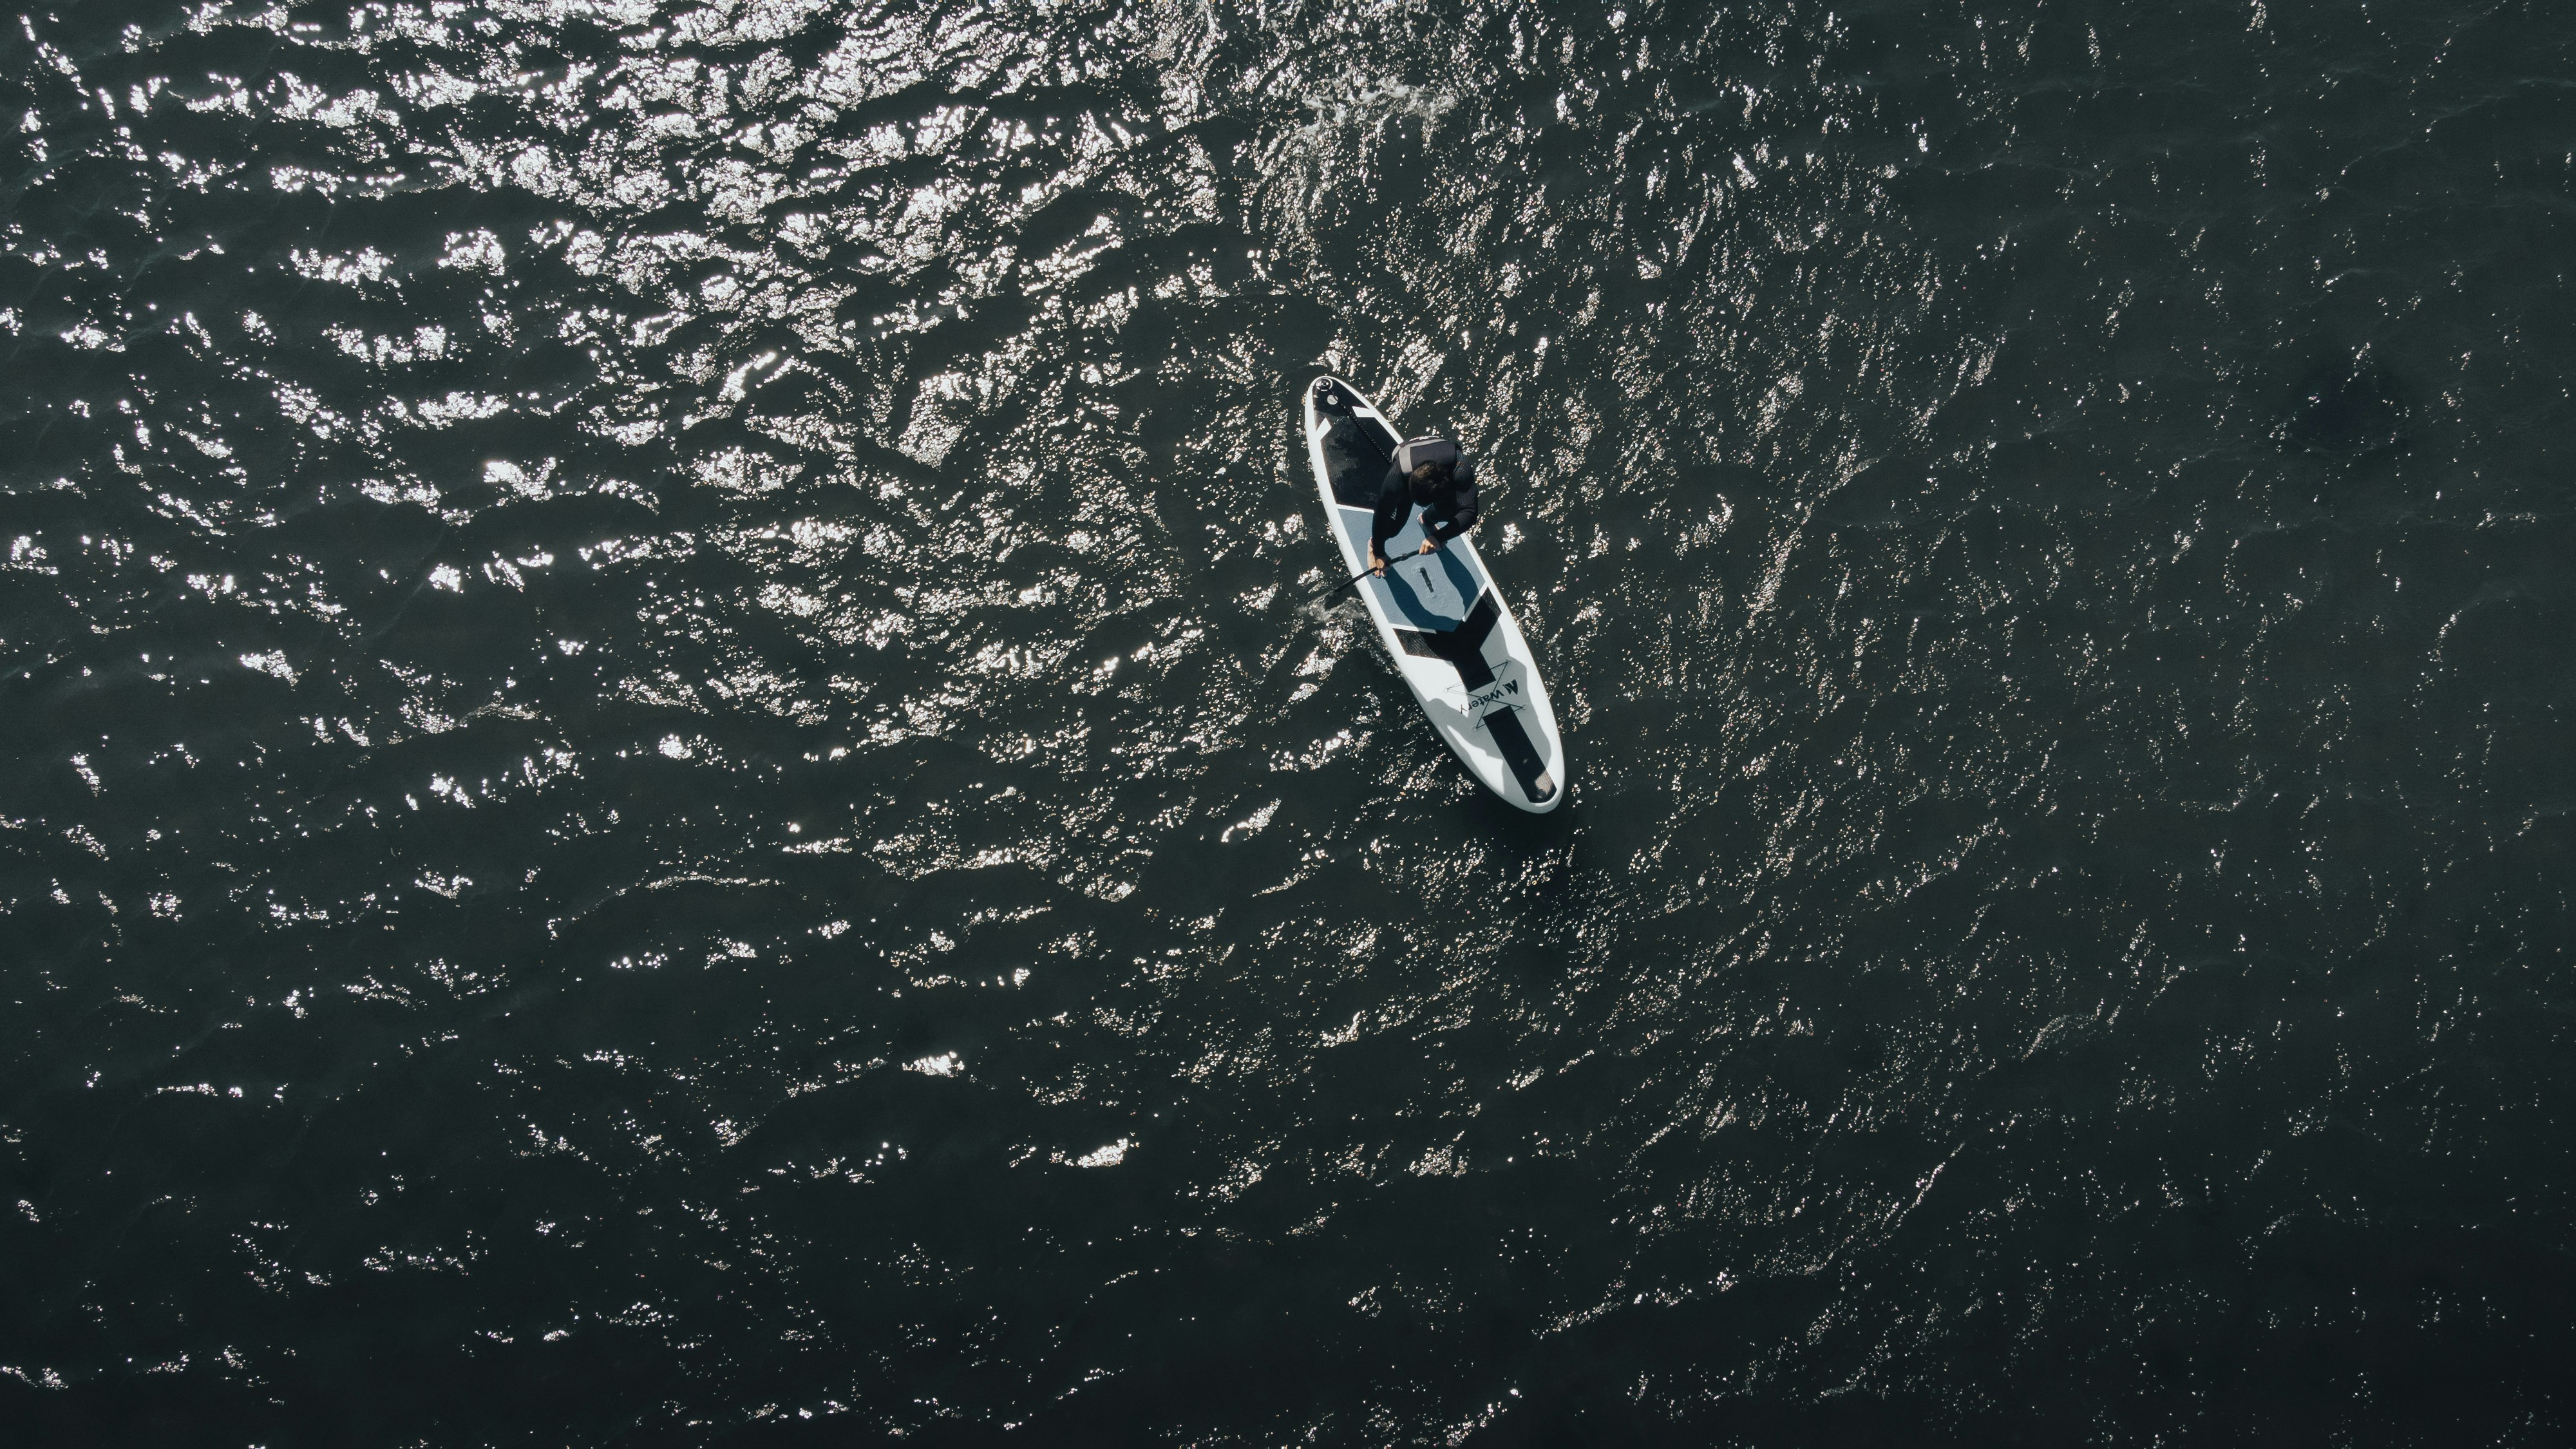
[1408, 462, 1440, 486]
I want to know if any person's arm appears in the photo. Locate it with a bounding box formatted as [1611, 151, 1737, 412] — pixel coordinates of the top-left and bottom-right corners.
[1421, 466, 1479, 546]
[1368, 462, 1408, 571]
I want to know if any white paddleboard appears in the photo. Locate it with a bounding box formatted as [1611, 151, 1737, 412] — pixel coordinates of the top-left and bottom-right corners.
[1302, 375, 1566, 812]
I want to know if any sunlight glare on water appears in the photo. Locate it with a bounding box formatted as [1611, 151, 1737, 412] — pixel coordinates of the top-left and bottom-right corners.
[6, 0, 2576, 1443]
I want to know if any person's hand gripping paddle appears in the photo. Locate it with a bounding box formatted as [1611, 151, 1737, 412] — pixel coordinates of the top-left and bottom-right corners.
[1302, 537, 1442, 604]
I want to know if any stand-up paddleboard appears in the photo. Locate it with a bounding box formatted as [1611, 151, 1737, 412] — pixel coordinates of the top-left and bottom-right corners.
[1302, 376, 1566, 812]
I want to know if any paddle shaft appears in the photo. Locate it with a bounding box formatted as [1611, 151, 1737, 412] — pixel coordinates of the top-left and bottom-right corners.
[1303, 564, 1379, 603]
[1302, 540, 1447, 604]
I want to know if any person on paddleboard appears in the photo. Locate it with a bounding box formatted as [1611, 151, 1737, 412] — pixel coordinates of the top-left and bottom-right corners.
[1367, 435, 1479, 576]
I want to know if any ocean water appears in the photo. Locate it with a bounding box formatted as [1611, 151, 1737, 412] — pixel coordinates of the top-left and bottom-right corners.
[6, 0, 2576, 1443]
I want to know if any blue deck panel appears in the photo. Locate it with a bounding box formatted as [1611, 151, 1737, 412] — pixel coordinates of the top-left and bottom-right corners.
[1336, 504, 1486, 632]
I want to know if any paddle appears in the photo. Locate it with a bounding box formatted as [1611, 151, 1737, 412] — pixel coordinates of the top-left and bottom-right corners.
[1300, 562, 1381, 604]
[1299, 540, 1446, 605]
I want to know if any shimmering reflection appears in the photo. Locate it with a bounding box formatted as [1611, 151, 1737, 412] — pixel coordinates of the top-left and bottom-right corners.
[6, 0, 2575, 1443]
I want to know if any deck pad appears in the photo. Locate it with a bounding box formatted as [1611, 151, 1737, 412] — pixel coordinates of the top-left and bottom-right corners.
[1334, 506, 1480, 631]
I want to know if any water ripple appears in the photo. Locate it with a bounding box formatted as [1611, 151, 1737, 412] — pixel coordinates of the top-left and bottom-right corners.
[6, 0, 2576, 1442]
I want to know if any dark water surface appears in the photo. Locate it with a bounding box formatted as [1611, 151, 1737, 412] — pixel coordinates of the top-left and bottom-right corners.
[9, 0, 2576, 1443]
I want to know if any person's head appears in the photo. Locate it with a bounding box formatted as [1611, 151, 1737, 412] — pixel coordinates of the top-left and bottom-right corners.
[1408, 460, 1445, 502]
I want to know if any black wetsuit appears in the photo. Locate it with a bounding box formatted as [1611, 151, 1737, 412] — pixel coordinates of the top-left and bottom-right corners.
[1369, 435, 1479, 562]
